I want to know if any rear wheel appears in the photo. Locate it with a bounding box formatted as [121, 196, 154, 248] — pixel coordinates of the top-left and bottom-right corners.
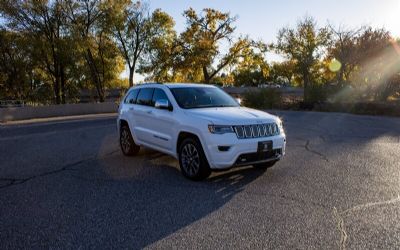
[179, 138, 211, 181]
[253, 160, 278, 169]
[120, 124, 140, 156]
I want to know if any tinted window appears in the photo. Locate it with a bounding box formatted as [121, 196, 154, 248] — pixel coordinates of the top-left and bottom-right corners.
[152, 88, 169, 105]
[170, 87, 239, 109]
[124, 89, 139, 104]
[136, 88, 154, 106]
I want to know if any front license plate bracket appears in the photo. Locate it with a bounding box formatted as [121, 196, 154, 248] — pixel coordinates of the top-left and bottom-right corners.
[257, 140, 273, 153]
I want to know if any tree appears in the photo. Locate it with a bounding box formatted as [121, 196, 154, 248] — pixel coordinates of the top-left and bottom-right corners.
[0, 0, 71, 104]
[138, 8, 176, 82]
[275, 16, 330, 101]
[269, 61, 296, 85]
[111, 0, 148, 86]
[231, 42, 269, 86]
[327, 24, 362, 87]
[0, 30, 32, 100]
[177, 8, 251, 83]
[64, 0, 108, 102]
[111, 2, 174, 86]
[94, 22, 126, 88]
[354, 28, 397, 100]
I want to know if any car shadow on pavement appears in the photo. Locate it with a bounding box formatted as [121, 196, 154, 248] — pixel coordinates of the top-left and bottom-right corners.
[65, 148, 268, 249]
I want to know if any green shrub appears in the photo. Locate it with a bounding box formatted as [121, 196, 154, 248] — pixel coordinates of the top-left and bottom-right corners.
[242, 88, 282, 109]
[326, 85, 359, 103]
[305, 84, 328, 104]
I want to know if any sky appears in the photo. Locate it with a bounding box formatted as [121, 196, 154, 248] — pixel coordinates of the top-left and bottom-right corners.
[148, 0, 400, 40]
[3, 1, 398, 81]
[127, 0, 400, 81]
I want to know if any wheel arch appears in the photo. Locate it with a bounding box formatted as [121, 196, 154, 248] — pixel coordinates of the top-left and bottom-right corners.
[175, 131, 204, 155]
[118, 119, 128, 134]
[176, 130, 212, 180]
[176, 131, 211, 163]
[119, 119, 129, 128]
[118, 119, 139, 143]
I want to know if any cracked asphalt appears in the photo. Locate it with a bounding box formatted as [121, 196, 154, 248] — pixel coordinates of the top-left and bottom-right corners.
[1, 111, 400, 249]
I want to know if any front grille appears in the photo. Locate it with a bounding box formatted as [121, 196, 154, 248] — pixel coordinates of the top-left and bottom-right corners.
[233, 123, 279, 139]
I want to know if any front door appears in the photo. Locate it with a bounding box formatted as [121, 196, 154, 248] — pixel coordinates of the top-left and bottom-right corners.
[144, 88, 175, 150]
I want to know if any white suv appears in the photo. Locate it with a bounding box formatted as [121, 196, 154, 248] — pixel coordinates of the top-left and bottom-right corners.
[117, 83, 286, 180]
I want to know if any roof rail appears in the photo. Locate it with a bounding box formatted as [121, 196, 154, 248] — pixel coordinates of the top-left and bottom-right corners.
[136, 82, 163, 85]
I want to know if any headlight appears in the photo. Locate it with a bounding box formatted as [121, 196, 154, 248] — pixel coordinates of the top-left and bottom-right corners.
[208, 125, 235, 134]
[277, 118, 284, 132]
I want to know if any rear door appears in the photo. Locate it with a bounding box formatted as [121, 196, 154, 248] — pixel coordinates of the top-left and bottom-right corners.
[123, 88, 140, 137]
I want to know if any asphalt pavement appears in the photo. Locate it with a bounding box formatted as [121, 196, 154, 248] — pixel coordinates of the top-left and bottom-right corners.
[1, 111, 400, 249]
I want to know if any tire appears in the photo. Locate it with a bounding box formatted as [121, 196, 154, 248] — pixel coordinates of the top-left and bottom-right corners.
[253, 160, 278, 169]
[120, 124, 140, 156]
[178, 137, 211, 181]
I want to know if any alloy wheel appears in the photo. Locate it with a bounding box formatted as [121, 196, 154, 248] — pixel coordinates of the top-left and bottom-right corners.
[181, 143, 200, 176]
[120, 128, 131, 154]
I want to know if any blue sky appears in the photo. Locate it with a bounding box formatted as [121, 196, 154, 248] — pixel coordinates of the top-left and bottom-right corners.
[126, 0, 399, 80]
[148, 0, 400, 41]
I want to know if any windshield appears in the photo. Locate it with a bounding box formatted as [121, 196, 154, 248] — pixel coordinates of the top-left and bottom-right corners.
[170, 87, 239, 109]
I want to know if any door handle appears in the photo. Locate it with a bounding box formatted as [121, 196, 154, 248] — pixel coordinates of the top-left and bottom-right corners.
[129, 107, 134, 111]
[146, 110, 153, 114]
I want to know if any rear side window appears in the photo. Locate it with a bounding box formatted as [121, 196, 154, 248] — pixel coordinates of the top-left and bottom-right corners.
[136, 88, 154, 106]
[124, 89, 139, 104]
[152, 88, 169, 105]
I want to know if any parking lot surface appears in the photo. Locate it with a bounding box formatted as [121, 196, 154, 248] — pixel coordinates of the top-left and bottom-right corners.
[1, 111, 400, 249]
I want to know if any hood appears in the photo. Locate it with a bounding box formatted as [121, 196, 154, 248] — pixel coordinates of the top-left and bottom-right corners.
[184, 107, 278, 125]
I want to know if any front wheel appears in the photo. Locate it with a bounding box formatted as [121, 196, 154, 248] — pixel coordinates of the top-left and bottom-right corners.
[179, 138, 211, 181]
[120, 124, 140, 156]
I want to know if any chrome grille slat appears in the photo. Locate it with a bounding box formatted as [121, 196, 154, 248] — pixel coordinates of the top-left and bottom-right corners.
[234, 126, 244, 139]
[233, 123, 279, 139]
[262, 124, 267, 137]
[244, 126, 252, 138]
[252, 125, 258, 137]
[256, 125, 262, 137]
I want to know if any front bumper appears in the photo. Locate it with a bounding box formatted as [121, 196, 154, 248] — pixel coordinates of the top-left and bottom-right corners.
[202, 132, 286, 169]
[234, 148, 283, 167]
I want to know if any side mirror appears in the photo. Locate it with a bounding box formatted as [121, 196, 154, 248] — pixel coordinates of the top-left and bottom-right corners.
[155, 99, 172, 111]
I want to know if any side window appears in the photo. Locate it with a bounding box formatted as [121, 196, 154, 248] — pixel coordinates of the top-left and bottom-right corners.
[136, 88, 154, 106]
[124, 89, 139, 104]
[152, 88, 169, 106]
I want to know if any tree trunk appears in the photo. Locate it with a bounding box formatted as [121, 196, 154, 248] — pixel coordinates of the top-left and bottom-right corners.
[53, 61, 61, 104]
[51, 49, 61, 104]
[54, 75, 61, 104]
[60, 63, 66, 104]
[203, 66, 210, 83]
[86, 48, 105, 102]
[129, 67, 134, 87]
[338, 64, 345, 87]
[303, 70, 311, 103]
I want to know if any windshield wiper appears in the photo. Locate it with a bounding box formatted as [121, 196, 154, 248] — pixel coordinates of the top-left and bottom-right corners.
[212, 105, 237, 107]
